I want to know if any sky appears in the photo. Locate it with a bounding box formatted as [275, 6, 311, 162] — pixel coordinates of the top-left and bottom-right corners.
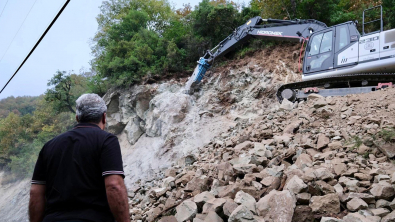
[0, 0, 201, 99]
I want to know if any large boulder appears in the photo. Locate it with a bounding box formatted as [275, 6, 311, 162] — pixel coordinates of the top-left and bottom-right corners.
[256, 190, 296, 221]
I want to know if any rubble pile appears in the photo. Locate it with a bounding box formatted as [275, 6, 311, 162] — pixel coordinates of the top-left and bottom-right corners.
[127, 87, 395, 222]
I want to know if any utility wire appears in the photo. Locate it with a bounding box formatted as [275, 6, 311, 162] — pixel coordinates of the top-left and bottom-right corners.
[0, 0, 9, 18]
[0, 0, 39, 63]
[0, 0, 70, 95]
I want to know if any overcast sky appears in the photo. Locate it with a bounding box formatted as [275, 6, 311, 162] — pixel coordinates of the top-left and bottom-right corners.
[0, 0, 201, 99]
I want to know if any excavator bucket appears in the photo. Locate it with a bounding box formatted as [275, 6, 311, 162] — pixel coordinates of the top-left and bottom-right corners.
[184, 57, 211, 94]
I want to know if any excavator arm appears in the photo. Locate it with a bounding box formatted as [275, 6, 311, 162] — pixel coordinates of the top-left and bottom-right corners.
[184, 17, 328, 93]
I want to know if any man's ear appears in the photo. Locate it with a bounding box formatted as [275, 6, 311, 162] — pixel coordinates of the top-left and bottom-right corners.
[76, 115, 79, 122]
[102, 113, 106, 125]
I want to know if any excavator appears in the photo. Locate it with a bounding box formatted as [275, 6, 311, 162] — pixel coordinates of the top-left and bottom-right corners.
[184, 6, 395, 102]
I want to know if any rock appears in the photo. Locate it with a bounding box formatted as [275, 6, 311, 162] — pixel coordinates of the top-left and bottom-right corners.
[151, 187, 168, 198]
[343, 212, 370, 222]
[376, 199, 390, 208]
[296, 193, 311, 205]
[321, 217, 345, 222]
[217, 184, 241, 199]
[314, 97, 328, 108]
[175, 200, 198, 222]
[163, 177, 176, 188]
[328, 141, 343, 150]
[295, 154, 312, 169]
[124, 118, 144, 144]
[346, 193, 375, 204]
[184, 176, 211, 194]
[389, 198, 395, 210]
[346, 197, 368, 212]
[203, 211, 223, 222]
[292, 205, 314, 222]
[202, 198, 227, 214]
[377, 143, 395, 158]
[184, 154, 198, 166]
[354, 173, 372, 181]
[315, 168, 334, 181]
[334, 163, 347, 176]
[176, 171, 195, 186]
[315, 180, 335, 194]
[310, 193, 340, 214]
[234, 190, 256, 214]
[280, 99, 293, 111]
[233, 164, 255, 174]
[284, 175, 307, 194]
[145, 92, 191, 137]
[317, 134, 330, 149]
[223, 199, 239, 217]
[371, 208, 390, 217]
[194, 191, 215, 210]
[256, 190, 296, 221]
[234, 141, 253, 153]
[158, 216, 178, 222]
[370, 181, 395, 200]
[382, 211, 395, 222]
[284, 120, 303, 134]
[228, 205, 254, 222]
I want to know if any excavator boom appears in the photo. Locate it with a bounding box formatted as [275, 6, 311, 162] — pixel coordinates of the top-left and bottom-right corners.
[184, 17, 327, 93]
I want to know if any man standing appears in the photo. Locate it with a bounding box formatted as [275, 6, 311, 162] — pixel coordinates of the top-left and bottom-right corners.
[29, 94, 130, 222]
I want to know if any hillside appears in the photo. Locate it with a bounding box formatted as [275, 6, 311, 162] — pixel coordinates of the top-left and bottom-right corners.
[1, 43, 395, 221]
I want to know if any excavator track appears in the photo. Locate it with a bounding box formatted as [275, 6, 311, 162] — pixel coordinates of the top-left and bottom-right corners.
[276, 73, 395, 103]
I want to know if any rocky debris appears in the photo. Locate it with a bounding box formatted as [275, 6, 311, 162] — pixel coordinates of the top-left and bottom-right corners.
[119, 64, 395, 222]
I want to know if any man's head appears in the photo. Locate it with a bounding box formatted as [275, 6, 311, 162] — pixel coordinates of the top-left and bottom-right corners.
[76, 93, 107, 129]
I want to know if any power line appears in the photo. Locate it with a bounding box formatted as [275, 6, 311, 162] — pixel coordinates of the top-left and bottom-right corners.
[0, 0, 9, 18]
[0, 0, 70, 95]
[0, 0, 39, 64]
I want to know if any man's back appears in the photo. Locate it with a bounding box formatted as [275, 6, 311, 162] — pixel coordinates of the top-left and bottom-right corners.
[32, 123, 124, 222]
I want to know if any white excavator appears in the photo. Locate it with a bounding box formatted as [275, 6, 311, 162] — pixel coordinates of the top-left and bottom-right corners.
[184, 6, 395, 102]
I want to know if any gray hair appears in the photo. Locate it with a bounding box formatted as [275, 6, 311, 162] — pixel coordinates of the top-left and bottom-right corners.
[76, 93, 107, 123]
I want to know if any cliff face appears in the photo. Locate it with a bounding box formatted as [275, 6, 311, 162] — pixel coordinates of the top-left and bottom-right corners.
[102, 44, 296, 188]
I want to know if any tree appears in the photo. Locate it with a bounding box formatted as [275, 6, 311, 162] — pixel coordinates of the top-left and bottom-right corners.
[45, 71, 88, 113]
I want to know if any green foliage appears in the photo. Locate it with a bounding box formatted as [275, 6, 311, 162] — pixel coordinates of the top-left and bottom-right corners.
[0, 96, 40, 118]
[0, 71, 89, 177]
[45, 71, 89, 114]
[378, 128, 395, 142]
[345, 135, 363, 150]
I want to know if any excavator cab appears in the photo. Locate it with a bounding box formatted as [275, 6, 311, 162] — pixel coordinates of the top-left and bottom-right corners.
[303, 22, 360, 76]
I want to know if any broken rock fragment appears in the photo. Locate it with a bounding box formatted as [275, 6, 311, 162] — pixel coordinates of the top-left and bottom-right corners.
[310, 193, 340, 215]
[175, 199, 197, 222]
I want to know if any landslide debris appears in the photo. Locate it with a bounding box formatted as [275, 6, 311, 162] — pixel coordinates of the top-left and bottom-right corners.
[126, 84, 395, 222]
